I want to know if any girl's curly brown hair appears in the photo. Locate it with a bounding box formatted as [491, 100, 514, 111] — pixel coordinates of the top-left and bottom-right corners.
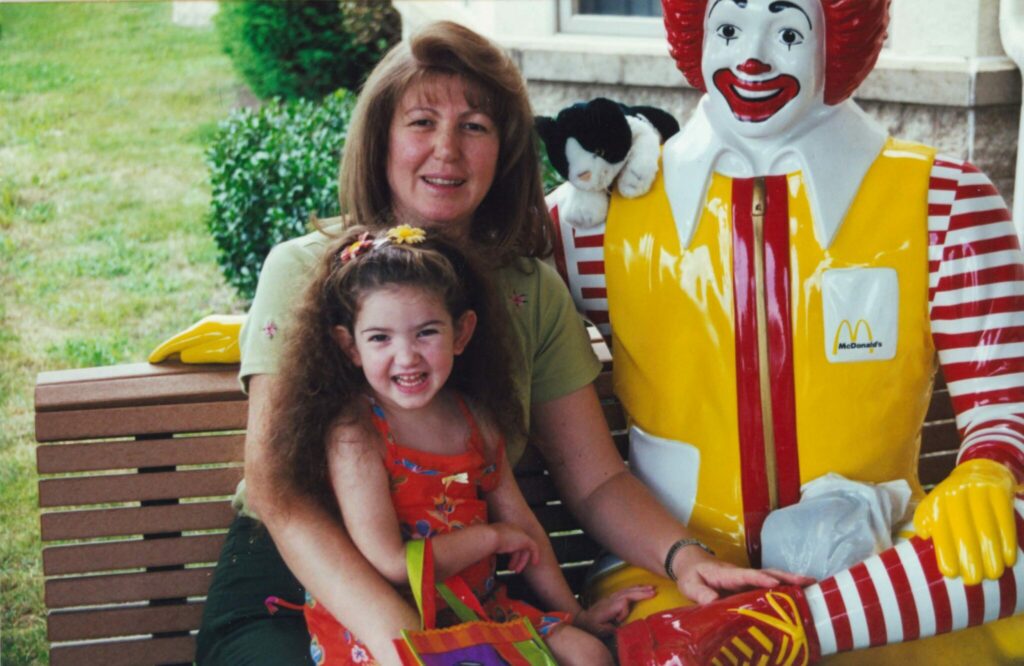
[266, 225, 525, 514]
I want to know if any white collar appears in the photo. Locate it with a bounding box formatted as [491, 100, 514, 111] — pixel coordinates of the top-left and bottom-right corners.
[662, 97, 888, 250]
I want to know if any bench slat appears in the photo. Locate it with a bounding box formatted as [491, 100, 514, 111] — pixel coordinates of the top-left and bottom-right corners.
[548, 531, 601, 564]
[595, 370, 614, 400]
[530, 503, 582, 533]
[39, 468, 242, 508]
[48, 602, 204, 641]
[501, 564, 591, 603]
[41, 500, 235, 541]
[35, 400, 248, 442]
[37, 434, 244, 473]
[602, 401, 626, 432]
[35, 361, 241, 411]
[43, 534, 227, 575]
[49, 635, 195, 666]
[919, 450, 959, 487]
[926, 388, 954, 422]
[920, 420, 958, 455]
[516, 473, 559, 507]
[45, 568, 214, 608]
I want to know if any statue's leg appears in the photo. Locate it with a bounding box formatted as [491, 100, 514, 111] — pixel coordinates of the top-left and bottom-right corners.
[586, 560, 693, 623]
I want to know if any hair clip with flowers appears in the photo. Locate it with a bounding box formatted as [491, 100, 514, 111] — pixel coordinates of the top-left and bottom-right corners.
[338, 225, 427, 265]
[338, 232, 375, 263]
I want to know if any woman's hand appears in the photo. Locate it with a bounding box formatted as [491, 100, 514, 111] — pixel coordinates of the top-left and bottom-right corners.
[573, 585, 656, 636]
[672, 546, 814, 605]
[490, 522, 540, 573]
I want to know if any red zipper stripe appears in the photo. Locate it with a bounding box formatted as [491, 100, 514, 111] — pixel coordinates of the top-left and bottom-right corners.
[764, 175, 800, 508]
[731, 178, 770, 567]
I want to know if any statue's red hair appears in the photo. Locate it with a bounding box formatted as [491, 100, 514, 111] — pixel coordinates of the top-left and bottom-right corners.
[663, 0, 890, 105]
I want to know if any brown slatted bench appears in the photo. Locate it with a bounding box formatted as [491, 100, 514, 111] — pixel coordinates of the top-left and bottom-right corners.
[33, 333, 960, 665]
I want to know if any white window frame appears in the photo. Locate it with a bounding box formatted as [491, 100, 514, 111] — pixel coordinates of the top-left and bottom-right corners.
[557, 0, 666, 38]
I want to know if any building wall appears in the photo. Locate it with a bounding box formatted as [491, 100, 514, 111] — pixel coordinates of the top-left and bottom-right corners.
[395, 0, 1022, 210]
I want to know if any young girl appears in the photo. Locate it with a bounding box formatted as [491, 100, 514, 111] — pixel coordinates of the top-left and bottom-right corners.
[266, 225, 651, 665]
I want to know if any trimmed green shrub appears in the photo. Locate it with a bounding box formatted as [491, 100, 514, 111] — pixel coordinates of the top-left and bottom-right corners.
[216, 0, 400, 101]
[540, 145, 564, 194]
[206, 90, 356, 300]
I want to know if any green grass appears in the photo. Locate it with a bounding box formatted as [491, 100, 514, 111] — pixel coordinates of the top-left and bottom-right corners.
[0, 4, 246, 663]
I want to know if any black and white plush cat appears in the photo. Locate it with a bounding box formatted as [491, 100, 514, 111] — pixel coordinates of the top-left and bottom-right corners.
[536, 98, 679, 229]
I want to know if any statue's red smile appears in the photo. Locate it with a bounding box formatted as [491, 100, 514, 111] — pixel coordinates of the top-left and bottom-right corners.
[712, 68, 801, 123]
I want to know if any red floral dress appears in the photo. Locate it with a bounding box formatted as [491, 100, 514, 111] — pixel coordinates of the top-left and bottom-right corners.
[301, 397, 569, 665]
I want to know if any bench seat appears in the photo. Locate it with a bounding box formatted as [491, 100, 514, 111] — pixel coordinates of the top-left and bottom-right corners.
[34, 333, 959, 665]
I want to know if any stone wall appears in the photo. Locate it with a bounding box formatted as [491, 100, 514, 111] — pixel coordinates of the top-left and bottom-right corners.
[397, 0, 1023, 214]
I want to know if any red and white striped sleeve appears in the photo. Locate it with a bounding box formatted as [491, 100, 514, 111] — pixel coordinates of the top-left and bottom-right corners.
[927, 156, 1024, 482]
[547, 189, 612, 337]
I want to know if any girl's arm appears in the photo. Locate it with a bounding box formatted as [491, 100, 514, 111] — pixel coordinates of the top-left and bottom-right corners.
[328, 422, 538, 585]
[244, 375, 419, 666]
[484, 457, 583, 614]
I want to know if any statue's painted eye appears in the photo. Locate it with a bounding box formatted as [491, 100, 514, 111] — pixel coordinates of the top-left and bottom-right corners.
[779, 28, 804, 49]
[715, 24, 740, 44]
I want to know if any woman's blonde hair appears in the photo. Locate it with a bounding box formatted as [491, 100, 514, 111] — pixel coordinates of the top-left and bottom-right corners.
[267, 226, 526, 513]
[338, 21, 551, 263]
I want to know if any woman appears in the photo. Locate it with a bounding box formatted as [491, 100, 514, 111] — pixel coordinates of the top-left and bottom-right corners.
[196, 21, 800, 666]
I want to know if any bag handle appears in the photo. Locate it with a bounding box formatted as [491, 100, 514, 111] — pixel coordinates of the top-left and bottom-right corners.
[405, 539, 489, 628]
[406, 539, 437, 629]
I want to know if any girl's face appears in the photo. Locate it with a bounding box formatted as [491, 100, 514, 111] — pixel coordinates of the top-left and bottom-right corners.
[334, 285, 477, 413]
[386, 75, 500, 240]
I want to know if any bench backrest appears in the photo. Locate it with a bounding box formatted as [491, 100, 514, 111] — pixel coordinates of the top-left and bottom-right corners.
[34, 336, 959, 665]
[35, 362, 245, 666]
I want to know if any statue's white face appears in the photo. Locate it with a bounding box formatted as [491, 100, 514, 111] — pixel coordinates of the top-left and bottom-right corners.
[702, 0, 826, 138]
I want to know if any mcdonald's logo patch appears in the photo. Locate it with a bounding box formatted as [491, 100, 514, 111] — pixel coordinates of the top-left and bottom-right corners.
[822, 268, 898, 363]
[833, 319, 883, 355]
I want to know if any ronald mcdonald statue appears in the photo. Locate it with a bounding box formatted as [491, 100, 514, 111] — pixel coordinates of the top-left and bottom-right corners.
[549, 0, 1024, 663]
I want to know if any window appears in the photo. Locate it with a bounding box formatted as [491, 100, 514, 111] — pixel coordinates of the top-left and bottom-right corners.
[579, 0, 662, 15]
[558, 0, 666, 38]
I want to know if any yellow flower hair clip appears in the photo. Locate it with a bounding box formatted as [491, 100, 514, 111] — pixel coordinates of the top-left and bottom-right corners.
[387, 224, 426, 245]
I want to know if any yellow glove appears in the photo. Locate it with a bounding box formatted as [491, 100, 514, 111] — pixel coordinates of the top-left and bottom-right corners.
[148, 314, 245, 364]
[913, 458, 1019, 585]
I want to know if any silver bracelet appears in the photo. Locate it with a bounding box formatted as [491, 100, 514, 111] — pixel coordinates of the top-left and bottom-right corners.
[664, 537, 716, 581]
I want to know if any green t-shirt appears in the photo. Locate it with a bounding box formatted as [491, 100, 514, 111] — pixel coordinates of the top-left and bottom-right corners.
[239, 228, 601, 464]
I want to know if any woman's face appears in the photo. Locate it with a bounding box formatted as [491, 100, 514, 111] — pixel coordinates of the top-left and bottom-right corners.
[386, 75, 500, 238]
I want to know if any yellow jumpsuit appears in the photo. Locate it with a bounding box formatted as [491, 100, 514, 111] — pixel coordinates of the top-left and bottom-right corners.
[593, 139, 1024, 663]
